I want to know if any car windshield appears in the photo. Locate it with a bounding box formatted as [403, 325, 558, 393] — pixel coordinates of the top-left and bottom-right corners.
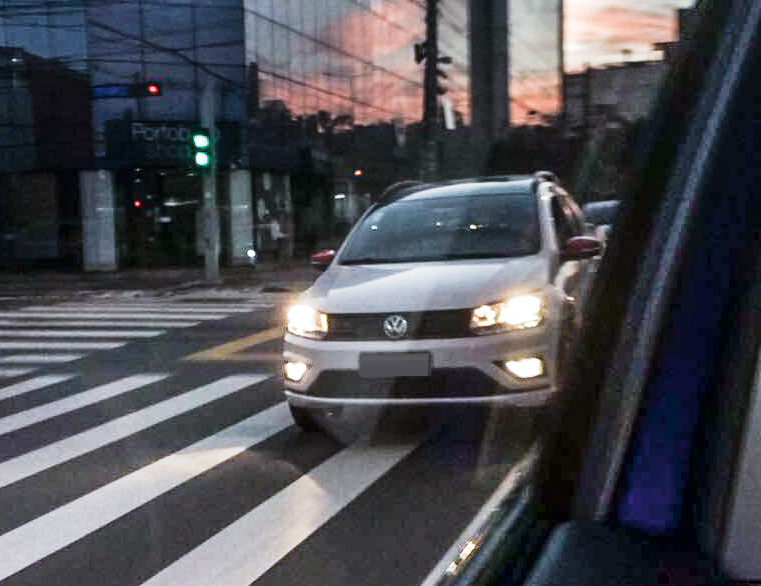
[339, 193, 540, 264]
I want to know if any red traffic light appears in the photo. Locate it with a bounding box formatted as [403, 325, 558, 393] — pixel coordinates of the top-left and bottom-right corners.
[133, 200, 142, 209]
[132, 81, 162, 97]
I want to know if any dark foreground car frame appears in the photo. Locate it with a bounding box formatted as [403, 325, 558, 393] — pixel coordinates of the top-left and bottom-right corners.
[424, 1, 761, 585]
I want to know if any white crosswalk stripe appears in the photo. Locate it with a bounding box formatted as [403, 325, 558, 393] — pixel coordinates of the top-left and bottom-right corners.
[0, 296, 435, 585]
[23, 304, 266, 313]
[0, 354, 83, 364]
[0, 320, 200, 328]
[141, 442, 418, 586]
[0, 312, 226, 320]
[0, 402, 292, 582]
[0, 341, 126, 350]
[0, 374, 75, 401]
[0, 367, 425, 586]
[0, 329, 165, 338]
[0, 374, 269, 489]
[0, 368, 35, 378]
[0, 297, 275, 366]
[0, 374, 168, 435]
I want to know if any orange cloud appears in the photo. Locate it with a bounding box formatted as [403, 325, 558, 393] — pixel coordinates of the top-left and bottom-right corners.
[511, 72, 561, 124]
[566, 6, 676, 70]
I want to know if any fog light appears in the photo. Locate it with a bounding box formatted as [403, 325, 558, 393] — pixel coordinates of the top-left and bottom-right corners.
[505, 357, 544, 379]
[284, 361, 309, 382]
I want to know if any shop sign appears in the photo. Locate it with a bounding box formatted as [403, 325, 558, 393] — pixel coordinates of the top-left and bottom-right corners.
[104, 120, 239, 167]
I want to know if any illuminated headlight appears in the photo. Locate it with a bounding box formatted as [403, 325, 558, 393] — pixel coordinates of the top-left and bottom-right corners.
[284, 361, 309, 382]
[285, 304, 329, 339]
[246, 248, 256, 259]
[470, 295, 544, 334]
[504, 357, 545, 379]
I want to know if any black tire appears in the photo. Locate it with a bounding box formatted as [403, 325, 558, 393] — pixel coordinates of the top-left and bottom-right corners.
[289, 404, 322, 433]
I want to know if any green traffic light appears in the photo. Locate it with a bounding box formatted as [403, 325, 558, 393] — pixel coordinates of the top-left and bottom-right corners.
[193, 134, 210, 148]
[195, 152, 210, 167]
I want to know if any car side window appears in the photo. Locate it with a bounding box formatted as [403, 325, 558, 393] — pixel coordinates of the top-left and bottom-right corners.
[551, 196, 574, 246]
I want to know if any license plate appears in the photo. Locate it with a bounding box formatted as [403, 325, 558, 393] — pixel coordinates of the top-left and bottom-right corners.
[359, 352, 431, 378]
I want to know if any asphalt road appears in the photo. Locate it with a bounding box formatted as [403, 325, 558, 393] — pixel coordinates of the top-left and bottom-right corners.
[0, 293, 537, 586]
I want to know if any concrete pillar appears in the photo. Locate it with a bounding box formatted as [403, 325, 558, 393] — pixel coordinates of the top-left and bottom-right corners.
[227, 169, 254, 265]
[79, 170, 117, 272]
[469, 0, 509, 149]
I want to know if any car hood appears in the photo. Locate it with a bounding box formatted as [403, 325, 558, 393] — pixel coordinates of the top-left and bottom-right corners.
[303, 257, 549, 313]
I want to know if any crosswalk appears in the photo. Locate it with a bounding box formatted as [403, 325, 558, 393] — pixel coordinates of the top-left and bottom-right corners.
[0, 369, 423, 586]
[0, 298, 274, 378]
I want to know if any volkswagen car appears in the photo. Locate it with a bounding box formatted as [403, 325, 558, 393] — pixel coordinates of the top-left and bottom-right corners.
[282, 172, 601, 431]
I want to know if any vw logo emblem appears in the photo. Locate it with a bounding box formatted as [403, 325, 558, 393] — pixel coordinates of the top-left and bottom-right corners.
[383, 315, 409, 340]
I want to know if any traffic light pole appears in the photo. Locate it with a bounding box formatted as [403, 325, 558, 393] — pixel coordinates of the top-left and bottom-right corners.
[201, 83, 220, 282]
[422, 0, 439, 182]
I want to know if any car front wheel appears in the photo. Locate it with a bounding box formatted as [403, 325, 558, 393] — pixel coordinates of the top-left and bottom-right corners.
[288, 404, 322, 432]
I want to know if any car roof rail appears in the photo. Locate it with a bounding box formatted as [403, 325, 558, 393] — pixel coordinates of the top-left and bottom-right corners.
[477, 174, 533, 183]
[439, 174, 532, 185]
[376, 180, 429, 204]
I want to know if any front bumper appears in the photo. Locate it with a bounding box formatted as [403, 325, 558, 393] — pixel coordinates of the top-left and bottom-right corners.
[282, 325, 559, 408]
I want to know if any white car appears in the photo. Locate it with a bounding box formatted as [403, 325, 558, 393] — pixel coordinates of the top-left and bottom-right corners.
[282, 173, 601, 431]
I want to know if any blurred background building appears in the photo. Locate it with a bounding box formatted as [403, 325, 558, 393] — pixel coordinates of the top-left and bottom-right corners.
[0, 0, 571, 270]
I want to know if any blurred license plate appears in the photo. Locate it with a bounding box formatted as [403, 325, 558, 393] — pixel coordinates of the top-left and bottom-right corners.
[359, 352, 431, 378]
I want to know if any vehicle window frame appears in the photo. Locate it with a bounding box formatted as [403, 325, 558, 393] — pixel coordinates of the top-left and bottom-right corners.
[563, 197, 586, 236]
[550, 195, 574, 248]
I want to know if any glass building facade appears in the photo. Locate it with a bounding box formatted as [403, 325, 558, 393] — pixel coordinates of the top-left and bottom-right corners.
[0, 0, 563, 268]
[245, 0, 469, 127]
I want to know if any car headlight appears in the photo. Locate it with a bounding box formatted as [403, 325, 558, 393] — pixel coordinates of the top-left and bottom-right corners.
[286, 304, 329, 339]
[470, 294, 544, 334]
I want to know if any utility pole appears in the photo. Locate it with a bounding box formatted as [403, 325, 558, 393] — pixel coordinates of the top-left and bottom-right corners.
[559, 0, 565, 124]
[422, 0, 439, 181]
[201, 83, 220, 282]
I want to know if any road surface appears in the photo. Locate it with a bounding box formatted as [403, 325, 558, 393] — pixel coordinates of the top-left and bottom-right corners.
[0, 294, 536, 586]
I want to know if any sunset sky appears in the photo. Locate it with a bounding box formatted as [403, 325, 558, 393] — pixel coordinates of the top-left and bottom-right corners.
[564, 0, 695, 70]
[510, 0, 695, 121]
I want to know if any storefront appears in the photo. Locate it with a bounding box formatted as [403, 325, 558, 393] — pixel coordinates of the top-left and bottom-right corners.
[92, 119, 251, 268]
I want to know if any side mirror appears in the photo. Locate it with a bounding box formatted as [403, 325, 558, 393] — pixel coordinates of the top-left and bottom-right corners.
[312, 249, 336, 271]
[560, 236, 602, 262]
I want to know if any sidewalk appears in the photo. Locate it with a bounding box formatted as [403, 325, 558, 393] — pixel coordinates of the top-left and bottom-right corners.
[0, 261, 318, 299]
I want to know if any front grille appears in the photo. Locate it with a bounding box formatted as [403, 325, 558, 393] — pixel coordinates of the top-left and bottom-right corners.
[326, 310, 472, 341]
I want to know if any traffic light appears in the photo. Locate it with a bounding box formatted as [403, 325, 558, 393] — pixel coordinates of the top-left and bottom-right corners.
[132, 81, 162, 97]
[414, 42, 427, 64]
[189, 128, 212, 170]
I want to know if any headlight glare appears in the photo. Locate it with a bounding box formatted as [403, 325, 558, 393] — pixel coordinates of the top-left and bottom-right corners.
[505, 357, 545, 379]
[286, 304, 328, 339]
[470, 294, 543, 334]
[284, 361, 309, 382]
